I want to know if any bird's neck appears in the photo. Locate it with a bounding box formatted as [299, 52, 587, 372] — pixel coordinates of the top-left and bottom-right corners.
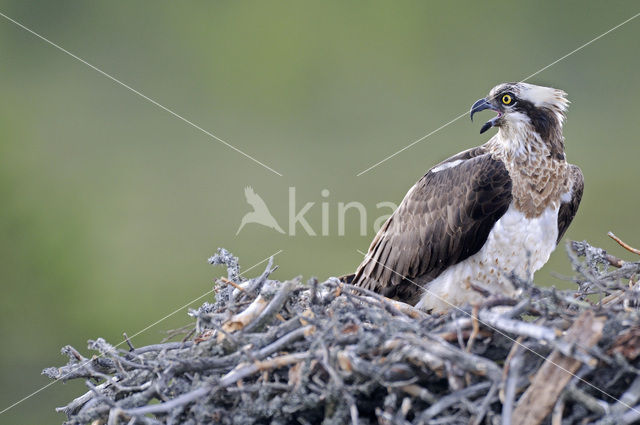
[492, 121, 565, 160]
[488, 127, 570, 218]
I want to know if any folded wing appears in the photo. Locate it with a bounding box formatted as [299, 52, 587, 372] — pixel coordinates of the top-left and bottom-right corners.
[556, 164, 584, 244]
[352, 153, 513, 304]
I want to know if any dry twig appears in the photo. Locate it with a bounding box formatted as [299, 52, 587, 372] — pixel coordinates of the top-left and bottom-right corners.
[609, 232, 640, 256]
[45, 242, 640, 425]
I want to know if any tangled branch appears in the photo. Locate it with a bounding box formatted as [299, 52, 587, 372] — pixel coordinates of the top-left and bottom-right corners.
[45, 242, 640, 424]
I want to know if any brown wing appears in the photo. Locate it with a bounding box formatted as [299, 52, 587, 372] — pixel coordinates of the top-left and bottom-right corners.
[352, 153, 513, 304]
[556, 164, 584, 244]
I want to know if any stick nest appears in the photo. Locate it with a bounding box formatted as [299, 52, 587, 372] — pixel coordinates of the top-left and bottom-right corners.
[45, 241, 640, 425]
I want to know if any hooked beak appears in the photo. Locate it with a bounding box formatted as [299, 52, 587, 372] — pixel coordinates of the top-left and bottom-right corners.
[470, 98, 501, 134]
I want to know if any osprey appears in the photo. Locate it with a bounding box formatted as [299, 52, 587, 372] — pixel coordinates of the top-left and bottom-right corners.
[351, 82, 583, 313]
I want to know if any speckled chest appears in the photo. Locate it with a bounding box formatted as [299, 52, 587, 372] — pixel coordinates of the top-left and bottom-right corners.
[490, 136, 570, 218]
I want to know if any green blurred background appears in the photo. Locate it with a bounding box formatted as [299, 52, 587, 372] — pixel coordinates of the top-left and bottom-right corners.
[1, 1, 639, 423]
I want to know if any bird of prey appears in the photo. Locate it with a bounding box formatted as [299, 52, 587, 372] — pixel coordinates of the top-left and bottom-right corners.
[350, 82, 583, 313]
[236, 186, 285, 235]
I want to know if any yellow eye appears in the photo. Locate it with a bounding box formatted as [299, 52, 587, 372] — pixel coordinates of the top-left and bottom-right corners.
[502, 94, 512, 105]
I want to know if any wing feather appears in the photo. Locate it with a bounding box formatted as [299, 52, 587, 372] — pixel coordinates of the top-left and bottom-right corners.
[556, 164, 584, 244]
[352, 151, 513, 305]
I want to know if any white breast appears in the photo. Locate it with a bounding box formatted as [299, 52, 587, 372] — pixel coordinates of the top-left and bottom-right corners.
[416, 203, 559, 313]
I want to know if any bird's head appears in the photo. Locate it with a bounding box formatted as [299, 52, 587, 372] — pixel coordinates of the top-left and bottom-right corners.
[469, 82, 568, 139]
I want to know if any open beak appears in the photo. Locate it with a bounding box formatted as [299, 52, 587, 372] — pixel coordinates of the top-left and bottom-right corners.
[470, 98, 501, 134]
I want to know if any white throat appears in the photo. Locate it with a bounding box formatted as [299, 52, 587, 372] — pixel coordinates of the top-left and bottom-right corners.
[490, 124, 549, 161]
